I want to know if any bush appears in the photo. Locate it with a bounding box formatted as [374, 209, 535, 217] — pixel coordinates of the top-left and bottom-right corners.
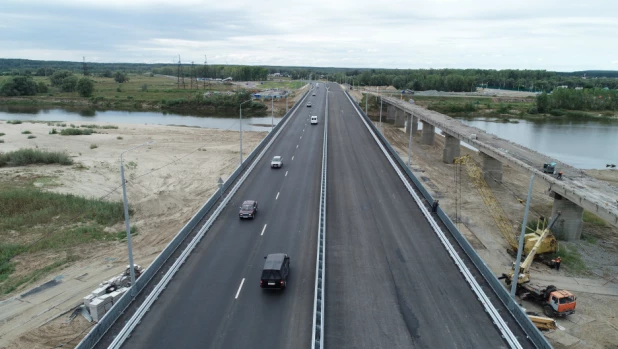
[90, 144, 98, 149]
[127, 96, 133, 100]
[60, 75, 78, 92]
[141, 84, 148, 92]
[36, 81, 49, 93]
[77, 77, 95, 97]
[49, 71, 73, 87]
[117, 136, 123, 140]
[0, 133, 5, 136]
[7, 120, 22, 124]
[0, 76, 38, 96]
[0, 149, 73, 167]
[0, 140, 4, 143]
[49, 128, 58, 134]
[60, 128, 93, 136]
[116, 87, 122, 93]
[27, 135, 36, 139]
[114, 71, 129, 83]
[21, 131, 31, 134]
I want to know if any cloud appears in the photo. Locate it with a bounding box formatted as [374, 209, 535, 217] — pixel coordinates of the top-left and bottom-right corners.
[1, 0, 617, 70]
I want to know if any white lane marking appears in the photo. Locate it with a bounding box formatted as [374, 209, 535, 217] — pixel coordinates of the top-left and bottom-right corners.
[300, 136, 302, 139]
[235, 278, 245, 299]
[296, 145, 299, 148]
[261, 224, 267, 236]
[292, 156, 295, 160]
[285, 171, 288, 177]
[276, 192, 280, 200]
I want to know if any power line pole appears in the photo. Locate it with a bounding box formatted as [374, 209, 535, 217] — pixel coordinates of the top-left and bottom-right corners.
[82, 56, 88, 76]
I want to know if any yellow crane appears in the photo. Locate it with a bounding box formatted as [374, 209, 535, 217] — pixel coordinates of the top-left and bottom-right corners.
[454, 155, 556, 255]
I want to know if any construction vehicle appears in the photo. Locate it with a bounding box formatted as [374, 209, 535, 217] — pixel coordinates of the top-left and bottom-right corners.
[543, 162, 557, 174]
[500, 212, 577, 317]
[454, 155, 556, 256]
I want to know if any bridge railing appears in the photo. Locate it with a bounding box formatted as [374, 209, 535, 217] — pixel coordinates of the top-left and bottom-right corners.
[76, 86, 311, 349]
[344, 89, 552, 349]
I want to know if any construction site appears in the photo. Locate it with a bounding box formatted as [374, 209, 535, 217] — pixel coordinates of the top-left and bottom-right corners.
[352, 87, 618, 348]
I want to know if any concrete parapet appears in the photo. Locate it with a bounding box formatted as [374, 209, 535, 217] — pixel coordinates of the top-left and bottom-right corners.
[551, 193, 584, 241]
[406, 114, 419, 134]
[395, 108, 405, 127]
[421, 121, 435, 145]
[442, 134, 461, 164]
[481, 152, 503, 184]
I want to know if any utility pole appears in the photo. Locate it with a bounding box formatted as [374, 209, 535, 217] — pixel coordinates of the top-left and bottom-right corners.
[82, 57, 88, 76]
[407, 112, 413, 167]
[204, 55, 208, 90]
[511, 172, 535, 298]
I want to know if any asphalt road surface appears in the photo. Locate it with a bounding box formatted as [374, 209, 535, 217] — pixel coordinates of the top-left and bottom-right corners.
[325, 84, 510, 348]
[123, 86, 325, 348]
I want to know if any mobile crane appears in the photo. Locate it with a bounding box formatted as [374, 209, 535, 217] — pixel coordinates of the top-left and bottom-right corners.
[500, 212, 577, 317]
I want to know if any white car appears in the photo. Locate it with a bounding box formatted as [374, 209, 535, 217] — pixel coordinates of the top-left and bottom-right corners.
[311, 116, 318, 125]
[271, 156, 283, 168]
[306, 102, 312, 107]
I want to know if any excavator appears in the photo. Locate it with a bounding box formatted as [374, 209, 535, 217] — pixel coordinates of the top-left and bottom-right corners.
[500, 212, 577, 318]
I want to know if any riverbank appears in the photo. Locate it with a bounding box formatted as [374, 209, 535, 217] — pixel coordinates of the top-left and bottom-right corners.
[0, 120, 267, 348]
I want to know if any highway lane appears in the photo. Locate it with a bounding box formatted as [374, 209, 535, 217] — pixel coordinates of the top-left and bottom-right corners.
[123, 85, 325, 349]
[325, 84, 510, 348]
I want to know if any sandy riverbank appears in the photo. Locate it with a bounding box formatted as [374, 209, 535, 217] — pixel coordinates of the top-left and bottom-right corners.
[0, 120, 267, 348]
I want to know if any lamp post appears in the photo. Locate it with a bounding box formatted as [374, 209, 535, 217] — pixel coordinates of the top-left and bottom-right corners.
[379, 96, 383, 131]
[271, 96, 274, 130]
[407, 112, 413, 167]
[120, 140, 154, 296]
[239, 99, 251, 165]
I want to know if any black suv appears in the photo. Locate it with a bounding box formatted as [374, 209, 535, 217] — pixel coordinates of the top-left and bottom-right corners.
[239, 200, 258, 219]
[260, 253, 290, 290]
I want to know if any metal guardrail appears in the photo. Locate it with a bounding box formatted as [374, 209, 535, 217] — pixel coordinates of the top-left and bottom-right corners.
[76, 87, 311, 349]
[311, 83, 328, 349]
[344, 89, 552, 349]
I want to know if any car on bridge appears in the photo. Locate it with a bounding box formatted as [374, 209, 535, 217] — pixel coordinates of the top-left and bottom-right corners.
[260, 253, 290, 290]
[312, 93, 316, 96]
[271, 156, 283, 168]
[311, 115, 318, 125]
[239, 200, 258, 219]
[306, 102, 312, 107]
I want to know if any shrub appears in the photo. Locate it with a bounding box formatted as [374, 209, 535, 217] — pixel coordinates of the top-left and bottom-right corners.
[7, 120, 22, 124]
[141, 84, 148, 92]
[0, 133, 5, 136]
[117, 136, 123, 140]
[27, 135, 36, 139]
[0, 76, 38, 96]
[21, 130, 31, 134]
[127, 96, 133, 100]
[0, 149, 73, 167]
[37, 81, 49, 93]
[0, 140, 4, 143]
[49, 128, 58, 134]
[90, 144, 98, 149]
[116, 87, 122, 93]
[114, 71, 130, 83]
[60, 75, 78, 92]
[77, 77, 95, 97]
[60, 128, 93, 136]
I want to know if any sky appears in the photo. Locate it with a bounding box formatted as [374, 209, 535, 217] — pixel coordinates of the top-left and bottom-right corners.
[1, 0, 617, 71]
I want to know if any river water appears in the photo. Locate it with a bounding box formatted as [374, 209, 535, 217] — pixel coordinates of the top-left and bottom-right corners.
[459, 117, 618, 169]
[0, 106, 282, 132]
[1, 106, 616, 169]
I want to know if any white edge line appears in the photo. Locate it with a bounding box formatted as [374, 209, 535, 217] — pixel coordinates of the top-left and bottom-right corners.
[285, 171, 288, 177]
[276, 192, 280, 200]
[235, 278, 245, 299]
[292, 156, 295, 160]
[261, 224, 267, 236]
[106, 88, 311, 349]
[342, 90, 522, 349]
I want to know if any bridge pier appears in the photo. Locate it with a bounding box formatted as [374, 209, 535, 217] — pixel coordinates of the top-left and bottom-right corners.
[551, 193, 584, 241]
[421, 122, 435, 145]
[387, 105, 395, 121]
[442, 134, 461, 164]
[480, 152, 503, 185]
[405, 114, 418, 135]
[394, 108, 405, 127]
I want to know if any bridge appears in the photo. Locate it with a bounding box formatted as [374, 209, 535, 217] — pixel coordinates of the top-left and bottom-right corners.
[78, 83, 551, 349]
[379, 95, 618, 241]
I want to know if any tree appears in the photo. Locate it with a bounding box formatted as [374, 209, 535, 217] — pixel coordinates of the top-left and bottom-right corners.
[0, 76, 38, 96]
[102, 70, 113, 78]
[37, 81, 49, 93]
[114, 71, 129, 83]
[50, 70, 74, 87]
[61, 75, 78, 92]
[77, 77, 95, 97]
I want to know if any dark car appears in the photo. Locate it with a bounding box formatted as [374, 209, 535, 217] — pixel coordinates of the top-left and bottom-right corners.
[239, 200, 258, 219]
[260, 253, 290, 289]
[306, 102, 312, 107]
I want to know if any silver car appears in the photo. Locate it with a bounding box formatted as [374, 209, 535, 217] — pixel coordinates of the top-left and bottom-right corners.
[271, 156, 283, 168]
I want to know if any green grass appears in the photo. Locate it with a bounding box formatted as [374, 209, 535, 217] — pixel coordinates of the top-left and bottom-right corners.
[7, 120, 22, 124]
[551, 243, 588, 274]
[583, 210, 607, 226]
[60, 128, 93, 136]
[0, 149, 73, 167]
[80, 124, 118, 129]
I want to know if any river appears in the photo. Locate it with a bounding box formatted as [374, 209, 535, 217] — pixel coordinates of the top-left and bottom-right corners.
[0, 106, 282, 132]
[458, 117, 618, 170]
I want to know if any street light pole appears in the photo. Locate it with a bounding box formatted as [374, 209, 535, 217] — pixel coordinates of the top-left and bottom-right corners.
[365, 92, 368, 115]
[379, 96, 383, 131]
[271, 96, 274, 130]
[407, 112, 413, 167]
[239, 99, 251, 165]
[120, 140, 154, 296]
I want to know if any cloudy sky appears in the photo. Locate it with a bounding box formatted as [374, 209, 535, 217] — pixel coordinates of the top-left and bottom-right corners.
[1, 0, 617, 71]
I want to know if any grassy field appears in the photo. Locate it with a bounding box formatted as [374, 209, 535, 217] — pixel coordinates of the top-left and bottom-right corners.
[0, 74, 303, 114]
[0, 178, 133, 295]
[0, 149, 73, 167]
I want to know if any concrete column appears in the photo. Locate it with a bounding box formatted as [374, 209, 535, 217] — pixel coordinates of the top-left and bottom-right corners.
[394, 108, 405, 127]
[405, 114, 419, 134]
[480, 152, 503, 184]
[442, 134, 461, 164]
[387, 105, 395, 121]
[421, 121, 435, 145]
[551, 193, 584, 241]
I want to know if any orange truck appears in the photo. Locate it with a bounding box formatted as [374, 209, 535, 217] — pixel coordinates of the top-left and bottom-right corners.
[516, 282, 576, 317]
